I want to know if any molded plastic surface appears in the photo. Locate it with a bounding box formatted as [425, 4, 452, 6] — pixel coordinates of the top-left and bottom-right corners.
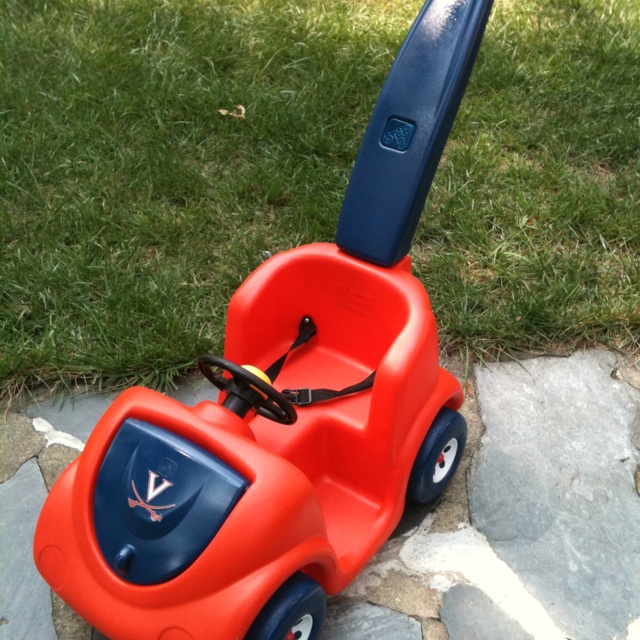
[34, 389, 334, 640]
[94, 418, 249, 585]
[336, 0, 493, 266]
[34, 245, 464, 640]
[225, 244, 464, 583]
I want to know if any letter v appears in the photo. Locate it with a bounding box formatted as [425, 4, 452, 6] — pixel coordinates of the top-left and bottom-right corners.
[147, 471, 173, 502]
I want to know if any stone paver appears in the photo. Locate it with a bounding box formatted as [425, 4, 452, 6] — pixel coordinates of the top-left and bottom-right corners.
[440, 583, 534, 640]
[399, 521, 567, 639]
[320, 601, 421, 639]
[0, 459, 56, 640]
[471, 350, 640, 640]
[165, 378, 218, 407]
[23, 379, 216, 445]
[26, 391, 118, 444]
[2, 350, 640, 639]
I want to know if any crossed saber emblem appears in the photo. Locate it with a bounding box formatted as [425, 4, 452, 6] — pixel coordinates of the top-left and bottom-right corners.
[128, 471, 175, 522]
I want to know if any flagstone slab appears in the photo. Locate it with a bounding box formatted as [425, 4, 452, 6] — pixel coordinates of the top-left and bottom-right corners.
[166, 378, 218, 406]
[25, 382, 218, 445]
[440, 583, 534, 640]
[0, 459, 56, 640]
[320, 601, 422, 640]
[26, 391, 117, 443]
[470, 350, 640, 640]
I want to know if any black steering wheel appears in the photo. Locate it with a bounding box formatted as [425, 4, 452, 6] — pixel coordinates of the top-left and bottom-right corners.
[198, 355, 297, 425]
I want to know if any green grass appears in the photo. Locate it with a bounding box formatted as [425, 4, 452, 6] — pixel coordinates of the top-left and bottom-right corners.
[1, 0, 638, 397]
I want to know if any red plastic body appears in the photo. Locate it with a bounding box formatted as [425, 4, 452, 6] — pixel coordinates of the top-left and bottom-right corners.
[34, 243, 463, 640]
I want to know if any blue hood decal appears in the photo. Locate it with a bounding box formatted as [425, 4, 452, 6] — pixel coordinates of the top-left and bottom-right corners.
[94, 418, 249, 585]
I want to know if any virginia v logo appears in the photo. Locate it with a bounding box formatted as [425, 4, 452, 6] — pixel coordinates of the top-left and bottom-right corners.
[128, 470, 176, 522]
[147, 471, 173, 502]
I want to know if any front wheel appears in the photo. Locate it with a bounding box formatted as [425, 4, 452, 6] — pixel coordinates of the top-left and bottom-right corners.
[407, 407, 467, 505]
[244, 574, 327, 640]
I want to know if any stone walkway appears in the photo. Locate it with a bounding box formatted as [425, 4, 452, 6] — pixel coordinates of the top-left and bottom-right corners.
[2, 349, 639, 640]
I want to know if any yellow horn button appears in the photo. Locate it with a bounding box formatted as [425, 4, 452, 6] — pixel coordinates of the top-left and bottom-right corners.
[241, 365, 272, 399]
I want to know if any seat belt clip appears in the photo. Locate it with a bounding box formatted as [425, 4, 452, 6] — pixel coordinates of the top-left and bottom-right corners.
[282, 388, 313, 406]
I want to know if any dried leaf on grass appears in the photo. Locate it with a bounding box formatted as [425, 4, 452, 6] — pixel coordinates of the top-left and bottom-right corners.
[218, 105, 246, 119]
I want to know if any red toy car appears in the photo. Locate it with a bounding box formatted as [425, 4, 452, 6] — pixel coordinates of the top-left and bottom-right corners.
[33, 1, 492, 638]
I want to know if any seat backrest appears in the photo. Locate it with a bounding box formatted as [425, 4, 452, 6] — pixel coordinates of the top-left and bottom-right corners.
[224, 244, 427, 375]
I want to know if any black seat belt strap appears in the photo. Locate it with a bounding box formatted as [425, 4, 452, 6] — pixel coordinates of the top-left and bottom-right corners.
[265, 316, 317, 382]
[282, 371, 376, 407]
[265, 315, 376, 406]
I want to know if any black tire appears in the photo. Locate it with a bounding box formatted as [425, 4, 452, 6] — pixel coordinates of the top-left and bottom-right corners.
[407, 407, 467, 505]
[244, 574, 327, 640]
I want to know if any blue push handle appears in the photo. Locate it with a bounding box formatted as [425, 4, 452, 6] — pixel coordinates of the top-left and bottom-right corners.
[336, 0, 493, 267]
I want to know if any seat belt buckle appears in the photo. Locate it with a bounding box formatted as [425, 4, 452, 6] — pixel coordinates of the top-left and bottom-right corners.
[282, 388, 313, 406]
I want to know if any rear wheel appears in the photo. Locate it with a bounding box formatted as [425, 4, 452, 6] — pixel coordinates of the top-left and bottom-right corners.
[407, 407, 467, 504]
[245, 574, 327, 640]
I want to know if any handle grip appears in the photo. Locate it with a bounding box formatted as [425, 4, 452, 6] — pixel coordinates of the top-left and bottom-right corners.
[336, 0, 493, 266]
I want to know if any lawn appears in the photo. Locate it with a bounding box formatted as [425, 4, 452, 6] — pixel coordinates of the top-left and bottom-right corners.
[1, 0, 638, 397]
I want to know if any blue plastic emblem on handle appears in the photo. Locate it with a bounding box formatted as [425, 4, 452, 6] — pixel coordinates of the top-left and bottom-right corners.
[381, 118, 417, 152]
